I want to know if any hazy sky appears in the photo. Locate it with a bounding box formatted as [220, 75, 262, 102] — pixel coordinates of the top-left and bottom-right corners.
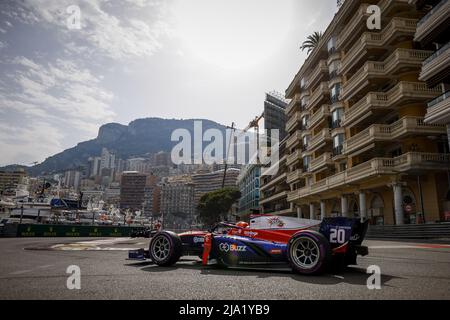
[0, 0, 337, 166]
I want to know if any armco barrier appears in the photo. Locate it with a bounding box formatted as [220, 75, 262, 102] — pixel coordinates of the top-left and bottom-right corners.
[15, 224, 145, 237]
[366, 223, 450, 240]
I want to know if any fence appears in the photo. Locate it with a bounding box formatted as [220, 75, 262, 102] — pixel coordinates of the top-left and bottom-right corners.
[366, 223, 450, 240]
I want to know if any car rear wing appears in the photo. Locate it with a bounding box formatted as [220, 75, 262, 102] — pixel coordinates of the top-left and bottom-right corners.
[319, 217, 369, 248]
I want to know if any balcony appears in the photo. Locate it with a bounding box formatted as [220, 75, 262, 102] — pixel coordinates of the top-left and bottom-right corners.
[287, 169, 304, 184]
[287, 149, 301, 166]
[286, 130, 302, 149]
[425, 91, 450, 125]
[260, 191, 289, 205]
[260, 173, 287, 192]
[342, 82, 442, 127]
[309, 152, 334, 172]
[336, 3, 371, 51]
[343, 117, 447, 155]
[415, 0, 450, 44]
[340, 49, 431, 101]
[307, 81, 330, 110]
[286, 94, 302, 116]
[340, 17, 418, 75]
[286, 112, 301, 133]
[306, 60, 328, 91]
[419, 42, 450, 86]
[309, 105, 331, 129]
[288, 152, 450, 200]
[308, 128, 332, 152]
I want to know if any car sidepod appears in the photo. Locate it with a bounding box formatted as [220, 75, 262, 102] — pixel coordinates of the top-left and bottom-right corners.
[211, 235, 287, 267]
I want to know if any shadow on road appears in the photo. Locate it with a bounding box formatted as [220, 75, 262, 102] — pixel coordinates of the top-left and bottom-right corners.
[132, 260, 400, 287]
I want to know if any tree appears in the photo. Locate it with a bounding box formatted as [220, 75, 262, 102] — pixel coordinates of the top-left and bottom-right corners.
[300, 31, 323, 55]
[197, 188, 241, 226]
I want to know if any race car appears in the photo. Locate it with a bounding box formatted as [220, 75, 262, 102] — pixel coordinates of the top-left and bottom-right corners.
[128, 215, 369, 275]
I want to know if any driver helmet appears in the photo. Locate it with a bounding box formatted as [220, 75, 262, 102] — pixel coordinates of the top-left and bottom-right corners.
[236, 221, 249, 228]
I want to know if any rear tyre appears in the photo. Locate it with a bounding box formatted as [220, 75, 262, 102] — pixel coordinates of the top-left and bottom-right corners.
[149, 231, 182, 266]
[287, 231, 331, 275]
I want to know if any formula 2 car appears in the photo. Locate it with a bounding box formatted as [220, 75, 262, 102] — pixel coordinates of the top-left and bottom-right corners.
[128, 215, 369, 275]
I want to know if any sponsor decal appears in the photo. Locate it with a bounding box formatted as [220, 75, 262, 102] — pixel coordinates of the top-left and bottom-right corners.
[193, 236, 204, 244]
[240, 230, 258, 237]
[267, 217, 285, 228]
[269, 249, 282, 255]
[219, 242, 247, 252]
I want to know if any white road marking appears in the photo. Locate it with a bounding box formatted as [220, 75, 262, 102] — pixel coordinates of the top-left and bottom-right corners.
[9, 269, 33, 275]
[369, 244, 450, 249]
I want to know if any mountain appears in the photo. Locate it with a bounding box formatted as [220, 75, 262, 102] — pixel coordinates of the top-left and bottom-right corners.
[6, 118, 227, 176]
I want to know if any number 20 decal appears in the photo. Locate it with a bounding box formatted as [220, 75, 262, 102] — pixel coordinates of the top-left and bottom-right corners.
[330, 228, 346, 244]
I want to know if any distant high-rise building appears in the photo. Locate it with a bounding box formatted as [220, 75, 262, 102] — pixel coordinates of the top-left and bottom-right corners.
[192, 168, 240, 208]
[64, 170, 81, 190]
[88, 157, 102, 178]
[154, 151, 171, 167]
[143, 175, 160, 216]
[264, 91, 289, 141]
[237, 164, 260, 217]
[100, 148, 116, 171]
[0, 170, 27, 194]
[120, 171, 147, 212]
[160, 182, 196, 221]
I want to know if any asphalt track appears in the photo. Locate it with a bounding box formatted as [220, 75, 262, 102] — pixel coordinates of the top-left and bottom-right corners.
[0, 237, 449, 300]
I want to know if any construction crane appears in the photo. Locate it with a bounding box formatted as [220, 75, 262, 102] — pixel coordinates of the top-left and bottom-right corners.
[222, 113, 264, 188]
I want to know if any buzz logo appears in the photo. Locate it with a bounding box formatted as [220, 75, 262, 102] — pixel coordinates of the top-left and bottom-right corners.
[193, 237, 204, 244]
[219, 243, 247, 252]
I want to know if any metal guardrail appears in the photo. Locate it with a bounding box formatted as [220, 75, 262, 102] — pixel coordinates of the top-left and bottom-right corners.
[0, 224, 147, 238]
[366, 223, 450, 240]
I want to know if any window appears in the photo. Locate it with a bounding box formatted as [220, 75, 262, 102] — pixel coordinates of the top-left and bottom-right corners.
[301, 97, 309, 108]
[330, 83, 341, 103]
[303, 156, 311, 171]
[333, 133, 344, 155]
[300, 78, 307, 89]
[329, 60, 341, 78]
[303, 135, 310, 147]
[332, 108, 344, 128]
[302, 115, 309, 128]
[327, 37, 336, 54]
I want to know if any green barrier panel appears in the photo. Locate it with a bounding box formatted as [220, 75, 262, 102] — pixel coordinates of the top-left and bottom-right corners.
[16, 224, 145, 237]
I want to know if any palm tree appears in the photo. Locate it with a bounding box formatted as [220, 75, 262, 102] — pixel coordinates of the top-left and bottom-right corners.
[300, 31, 323, 54]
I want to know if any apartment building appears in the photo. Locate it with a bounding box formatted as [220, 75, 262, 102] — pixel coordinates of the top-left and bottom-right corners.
[0, 170, 27, 194]
[191, 168, 240, 207]
[285, 0, 450, 225]
[264, 91, 289, 141]
[119, 171, 147, 212]
[160, 182, 196, 218]
[237, 164, 260, 216]
[413, 0, 450, 148]
[259, 139, 296, 216]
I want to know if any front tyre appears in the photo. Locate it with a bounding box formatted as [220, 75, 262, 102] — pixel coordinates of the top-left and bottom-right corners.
[287, 231, 331, 275]
[149, 231, 182, 266]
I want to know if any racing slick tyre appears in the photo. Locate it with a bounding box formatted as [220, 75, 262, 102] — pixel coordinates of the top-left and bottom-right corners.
[149, 231, 182, 266]
[287, 231, 331, 275]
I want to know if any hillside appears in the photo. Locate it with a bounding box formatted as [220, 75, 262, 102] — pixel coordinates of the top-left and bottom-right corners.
[5, 118, 227, 176]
